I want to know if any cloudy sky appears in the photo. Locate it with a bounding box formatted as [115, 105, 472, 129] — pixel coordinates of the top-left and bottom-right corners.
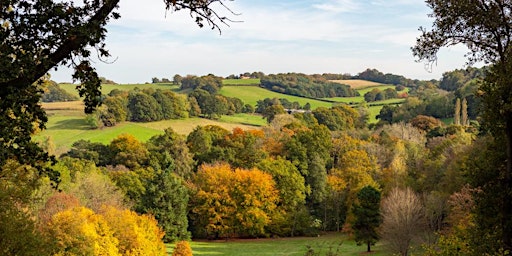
[51, 0, 474, 83]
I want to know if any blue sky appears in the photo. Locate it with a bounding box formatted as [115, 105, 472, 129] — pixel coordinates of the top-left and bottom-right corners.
[51, 0, 474, 83]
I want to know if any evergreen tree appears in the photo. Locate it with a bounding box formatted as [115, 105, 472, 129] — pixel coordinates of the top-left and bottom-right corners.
[139, 164, 190, 242]
[454, 98, 461, 125]
[461, 98, 468, 126]
[352, 186, 382, 253]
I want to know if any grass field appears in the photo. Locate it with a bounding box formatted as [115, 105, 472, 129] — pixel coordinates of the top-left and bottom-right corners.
[219, 86, 333, 109]
[223, 78, 260, 85]
[166, 233, 389, 256]
[36, 107, 263, 155]
[58, 83, 180, 97]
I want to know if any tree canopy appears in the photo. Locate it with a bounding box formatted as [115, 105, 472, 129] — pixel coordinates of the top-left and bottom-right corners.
[413, 0, 512, 251]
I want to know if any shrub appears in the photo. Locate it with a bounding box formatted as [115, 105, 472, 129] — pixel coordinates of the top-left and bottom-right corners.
[172, 241, 193, 256]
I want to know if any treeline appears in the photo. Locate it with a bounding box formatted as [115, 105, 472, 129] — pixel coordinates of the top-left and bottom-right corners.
[94, 75, 256, 127]
[41, 81, 79, 102]
[260, 73, 359, 98]
[363, 87, 402, 102]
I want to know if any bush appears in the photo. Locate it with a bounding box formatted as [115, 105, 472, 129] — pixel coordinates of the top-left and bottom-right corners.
[172, 241, 193, 256]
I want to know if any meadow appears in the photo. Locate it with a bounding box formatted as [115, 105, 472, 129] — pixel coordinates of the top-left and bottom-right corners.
[167, 233, 389, 256]
[219, 85, 334, 108]
[222, 78, 261, 85]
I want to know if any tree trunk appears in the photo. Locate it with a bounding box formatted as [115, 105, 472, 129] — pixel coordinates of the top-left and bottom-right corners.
[504, 115, 512, 251]
[367, 241, 371, 252]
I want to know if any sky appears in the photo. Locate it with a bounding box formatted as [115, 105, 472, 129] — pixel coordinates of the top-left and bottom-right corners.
[50, 0, 475, 84]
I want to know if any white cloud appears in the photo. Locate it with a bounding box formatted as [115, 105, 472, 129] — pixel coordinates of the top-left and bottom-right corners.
[313, 0, 361, 13]
[50, 0, 472, 83]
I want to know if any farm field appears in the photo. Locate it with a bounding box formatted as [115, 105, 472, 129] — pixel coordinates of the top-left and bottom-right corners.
[219, 85, 334, 109]
[330, 79, 386, 89]
[166, 233, 389, 256]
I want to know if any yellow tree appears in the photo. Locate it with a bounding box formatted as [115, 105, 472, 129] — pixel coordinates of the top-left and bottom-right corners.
[46, 206, 120, 256]
[190, 163, 279, 238]
[190, 163, 237, 238]
[100, 206, 166, 256]
[232, 167, 279, 237]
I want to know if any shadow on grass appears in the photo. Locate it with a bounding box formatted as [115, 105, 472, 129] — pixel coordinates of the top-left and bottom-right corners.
[51, 118, 90, 130]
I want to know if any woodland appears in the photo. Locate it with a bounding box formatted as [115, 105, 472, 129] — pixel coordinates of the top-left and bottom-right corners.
[2, 0, 512, 256]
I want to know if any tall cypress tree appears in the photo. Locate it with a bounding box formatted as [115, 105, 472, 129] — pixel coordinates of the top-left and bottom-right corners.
[454, 98, 461, 125]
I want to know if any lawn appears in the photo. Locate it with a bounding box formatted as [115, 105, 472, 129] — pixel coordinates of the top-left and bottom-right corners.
[167, 233, 389, 256]
[219, 86, 333, 109]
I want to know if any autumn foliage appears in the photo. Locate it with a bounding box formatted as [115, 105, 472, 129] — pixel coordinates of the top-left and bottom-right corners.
[190, 163, 279, 238]
[172, 241, 193, 256]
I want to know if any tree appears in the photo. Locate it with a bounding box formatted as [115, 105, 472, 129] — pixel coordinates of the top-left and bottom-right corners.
[413, 1, 512, 250]
[0, 0, 235, 179]
[109, 134, 149, 169]
[461, 97, 468, 126]
[454, 98, 461, 125]
[352, 186, 382, 253]
[46, 207, 120, 255]
[381, 187, 424, 256]
[190, 163, 279, 238]
[147, 128, 194, 179]
[100, 206, 167, 256]
[139, 167, 190, 243]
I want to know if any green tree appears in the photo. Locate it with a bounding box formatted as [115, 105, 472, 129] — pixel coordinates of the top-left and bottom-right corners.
[109, 134, 149, 169]
[127, 91, 162, 122]
[412, 0, 512, 250]
[147, 128, 194, 179]
[139, 166, 190, 242]
[352, 186, 382, 253]
[257, 157, 309, 236]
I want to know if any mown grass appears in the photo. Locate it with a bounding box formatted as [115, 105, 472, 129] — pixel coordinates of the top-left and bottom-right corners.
[219, 86, 333, 109]
[167, 233, 389, 256]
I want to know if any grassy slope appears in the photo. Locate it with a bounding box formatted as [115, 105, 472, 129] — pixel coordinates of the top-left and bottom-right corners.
[219, 86, 333, 109]
[167, 233, 389, 256]
[36, 109, 262, 155]
[223, 78, 260, 85]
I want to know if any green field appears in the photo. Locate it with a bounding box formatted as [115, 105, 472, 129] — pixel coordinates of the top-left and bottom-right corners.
[36, 109, 262, 155]
[219, 86, 333, 109]
[223, 78, 260, 85]
[167, 233, 389, 256]
[58, 83, 180, 97]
